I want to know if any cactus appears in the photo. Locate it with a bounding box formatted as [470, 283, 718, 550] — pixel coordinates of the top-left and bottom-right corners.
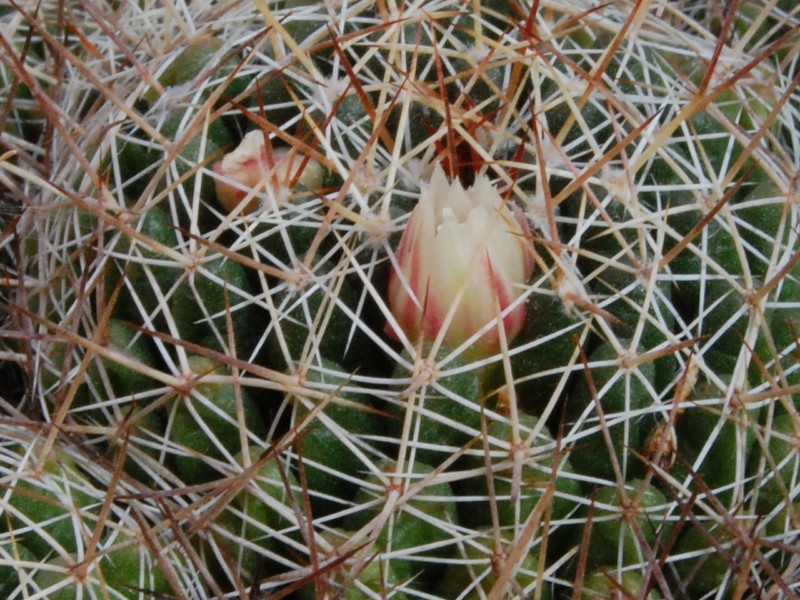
[1, 1, 799, 598]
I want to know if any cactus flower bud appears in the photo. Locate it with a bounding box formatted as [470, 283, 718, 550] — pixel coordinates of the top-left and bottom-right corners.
[213, 130, 324, 213]
[387, 164, 533, 357]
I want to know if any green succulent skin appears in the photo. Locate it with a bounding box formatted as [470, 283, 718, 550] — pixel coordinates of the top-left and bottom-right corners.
[43, 318, 156, 407]
[115, 105, 232, 209]
[673, 378, 759, 508]
[749, 413, 799, 515]
[5, 447, 96, 559]
[31, 542, 169, 600]
[672, 522, 739, 598]
[293, 358, 381, 516]
[104, 206, 181, 326]
[580, 567, 662, 600]
[201, 449, 300, 584]
[143, 34, 246, 109]
[506, 292, 583, 415]
[295, 527, 407, 600]
[169, 253, 260, 357]
[232, 450, 298, 544]
[167, 355, 268, 484]
[566, 340, 656, 481]
[0, 543, 36, 597]
[582, 478, 673, 569]
[345, 459, 458, 588]
[387, 350, 484, 468]
[265, 258, 366, 372]
[459, 413, 580, 532]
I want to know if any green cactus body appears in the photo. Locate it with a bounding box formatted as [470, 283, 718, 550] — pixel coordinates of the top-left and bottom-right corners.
[296, 528, 406, 600]
[0, 543, 36, 597]
[584, 478, 673, 568]
[673, 379, 758, 507]
[437, 529, 552, 599]
[581, 567, 662, 599]
[567, 340, 656, 481]
[31, 542, 169, 600]
[749, 413, 798, 515]
[265, 256, 367, 371]
[105, 205, 181, 325]
[79, 318, 156, 403]
[6, 447, 96, 559]
[672, 522, 740, 598]
[755, 265, 800, 396]
[117, 108, 232, 208]
[460, 413, 580, 532]
[159, 108, 233, 212]
[168, 355, 267, 484]
[232, 453, 298, 545]
[204, 450, 299, 583]
[2, 1, 799, 598]
[293, 359, 380, 516]
[509, 292, 583, 415]
[388, 354, 483, 468]
[670, 219, 760, 361]
[169, 253, 260, 357]
[144, 35, 228, 105]
[346, 459, 458, 589]
[42, 317, 154, 405]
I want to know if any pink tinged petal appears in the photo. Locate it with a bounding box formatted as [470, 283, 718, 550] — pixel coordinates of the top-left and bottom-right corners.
[386, 255, 421, 342]
[488, 255, 527, 341]
[486, 232, 524, 293]
[386, 201, 436, 343]
[485, 208, 532, 294]
[420, 288, 447, 344]
[213, 131, 271, 214]
[485, 222, 530, 345]
[469, 174, 533, 286]
[426, 208, 500, 349]
[384, 266, 408, 341]
[466, 252, 526, 356]
[472, 255, 514, 348]
[510, 202, 535, 277]
[422, 207, 472, 341]
[459, 205, 529, 355]
[241, 157, 268, 187]
[462, 254, 503, 355]
[213, 160, 248, 213]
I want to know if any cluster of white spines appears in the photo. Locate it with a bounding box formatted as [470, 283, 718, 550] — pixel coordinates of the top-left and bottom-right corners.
[0, 1, 798, 598]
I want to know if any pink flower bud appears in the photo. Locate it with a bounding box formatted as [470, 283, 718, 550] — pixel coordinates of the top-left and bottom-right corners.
[213, 130, 324, 213]
[387, 164, 533, 357]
